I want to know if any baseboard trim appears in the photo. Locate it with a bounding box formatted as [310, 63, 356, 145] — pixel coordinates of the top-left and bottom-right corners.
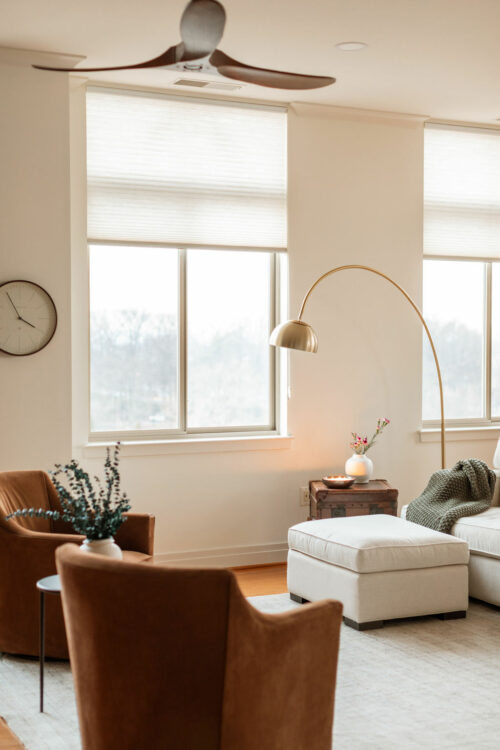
[154, 541, 288, 568]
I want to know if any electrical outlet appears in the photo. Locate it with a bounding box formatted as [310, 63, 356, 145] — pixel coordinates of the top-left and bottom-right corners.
[299, 487, 310, 507]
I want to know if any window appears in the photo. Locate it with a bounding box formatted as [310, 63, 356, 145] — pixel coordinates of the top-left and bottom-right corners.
[423, 124, 500, 425]
[87, 88, 287, 439]
[423, 257, 488, 421]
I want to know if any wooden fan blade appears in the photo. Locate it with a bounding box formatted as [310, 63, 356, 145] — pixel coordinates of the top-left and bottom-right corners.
[180, 0, 226, 57]
[210, 50, 335, 90]
[33, 44, 182, 73]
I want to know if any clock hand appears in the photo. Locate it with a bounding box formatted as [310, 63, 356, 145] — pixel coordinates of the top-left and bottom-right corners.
[5, 294, 37, 328]
[6, 292, 22, 318]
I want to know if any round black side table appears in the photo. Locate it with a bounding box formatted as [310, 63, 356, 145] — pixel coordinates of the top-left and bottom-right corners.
[36, 574, 62, 713]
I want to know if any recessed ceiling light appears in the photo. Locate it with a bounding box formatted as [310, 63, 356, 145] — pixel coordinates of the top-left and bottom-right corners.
[336, 41, 368, 51]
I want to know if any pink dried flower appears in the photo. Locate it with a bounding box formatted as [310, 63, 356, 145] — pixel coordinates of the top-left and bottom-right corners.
[349, 417, 390, 455]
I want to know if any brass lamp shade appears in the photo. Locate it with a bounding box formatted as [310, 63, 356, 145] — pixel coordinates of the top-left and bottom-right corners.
[269, 319, 318, 353]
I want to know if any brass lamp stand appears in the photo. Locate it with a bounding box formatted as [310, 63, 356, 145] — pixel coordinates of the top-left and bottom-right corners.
[270, 264, 446, 469]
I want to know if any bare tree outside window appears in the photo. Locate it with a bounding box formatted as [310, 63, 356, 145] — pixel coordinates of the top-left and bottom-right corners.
[89, 244, 277, 436]
[423, 259, 485, 422]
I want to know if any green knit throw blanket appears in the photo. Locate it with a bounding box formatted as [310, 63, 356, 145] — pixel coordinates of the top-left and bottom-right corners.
[406, 458, 496, 534]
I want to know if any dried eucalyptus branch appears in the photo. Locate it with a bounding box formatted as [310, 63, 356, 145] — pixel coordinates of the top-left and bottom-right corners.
[5, 443, 131, 540]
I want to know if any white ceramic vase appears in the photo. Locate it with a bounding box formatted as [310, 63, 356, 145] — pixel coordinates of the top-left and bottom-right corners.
[80, 537, 123, 559]
[345, 453, 373, 484]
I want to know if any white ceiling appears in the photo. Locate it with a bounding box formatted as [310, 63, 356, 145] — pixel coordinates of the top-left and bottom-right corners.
[2, 0, 500, 123]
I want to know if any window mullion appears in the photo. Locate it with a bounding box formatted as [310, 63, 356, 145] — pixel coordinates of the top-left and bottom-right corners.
[485, 261, 493, 421]
[179, 248, 187, 433]
[270, 253, 277, 431]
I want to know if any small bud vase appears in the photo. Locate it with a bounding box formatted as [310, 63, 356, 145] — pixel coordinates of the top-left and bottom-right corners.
[345, 453, 373, 484]
[80, 537, 123, 559]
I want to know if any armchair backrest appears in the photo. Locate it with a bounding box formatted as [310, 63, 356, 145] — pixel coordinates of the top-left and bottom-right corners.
[0, 471, 55, 532]
[57, 544, 342, 750]
[57, 545, 232, 750]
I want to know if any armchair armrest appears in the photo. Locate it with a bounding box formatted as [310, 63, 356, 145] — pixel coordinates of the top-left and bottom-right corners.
[0, 526, 84, 581]
[114, 513, 155, 556]
[49, 476, 155, 554]
[16, 526, 84, 552]
[3, 506, 155, 556]
[221, 579, 343, 750]
[19, 528, 85, 545]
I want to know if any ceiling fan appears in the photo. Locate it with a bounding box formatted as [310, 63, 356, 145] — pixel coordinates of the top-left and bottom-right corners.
[34, 0, 335, 90]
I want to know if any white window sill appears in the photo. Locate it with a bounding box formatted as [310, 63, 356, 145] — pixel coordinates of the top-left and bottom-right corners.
[83, 434, 293, 457]
[420, 425, 500, 443]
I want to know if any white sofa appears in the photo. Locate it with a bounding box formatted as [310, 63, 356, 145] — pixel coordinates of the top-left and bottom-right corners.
[402, 467, 500, 607]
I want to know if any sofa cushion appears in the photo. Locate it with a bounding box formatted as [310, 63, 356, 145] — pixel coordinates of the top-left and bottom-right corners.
[288, 514, 469, 574]
[451, 508, 500, 558]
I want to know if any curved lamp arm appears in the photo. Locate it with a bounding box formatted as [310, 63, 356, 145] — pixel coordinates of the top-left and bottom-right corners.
[278, 264, 446, 469]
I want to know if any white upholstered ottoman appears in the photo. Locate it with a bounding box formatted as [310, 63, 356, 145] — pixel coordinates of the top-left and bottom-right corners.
[287, 514, 469, 630]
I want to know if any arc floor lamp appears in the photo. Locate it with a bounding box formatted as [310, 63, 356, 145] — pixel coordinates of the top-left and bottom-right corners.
[270, 264, 446, 469]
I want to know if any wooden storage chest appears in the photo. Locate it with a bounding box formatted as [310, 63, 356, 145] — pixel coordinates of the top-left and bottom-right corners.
[309, 479, 398, 520]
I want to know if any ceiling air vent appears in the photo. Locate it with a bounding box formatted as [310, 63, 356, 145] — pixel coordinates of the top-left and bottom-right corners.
[173, 78, 243, 92]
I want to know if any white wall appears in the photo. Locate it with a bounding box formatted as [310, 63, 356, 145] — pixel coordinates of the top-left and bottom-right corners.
[1, 63, 498, 564]
[0, 60, 72, 470]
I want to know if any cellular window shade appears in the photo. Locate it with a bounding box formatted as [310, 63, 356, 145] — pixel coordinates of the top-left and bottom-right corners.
[424, 124, 500, 258]
[86, 88, 287, 249]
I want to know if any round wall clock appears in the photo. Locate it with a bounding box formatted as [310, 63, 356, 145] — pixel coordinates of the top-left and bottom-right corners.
[0, 280, 57, 356]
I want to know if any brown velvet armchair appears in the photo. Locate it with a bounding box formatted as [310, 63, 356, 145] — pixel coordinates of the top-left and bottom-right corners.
[56, 544, 343, 750]
[0, 470, 155, 658]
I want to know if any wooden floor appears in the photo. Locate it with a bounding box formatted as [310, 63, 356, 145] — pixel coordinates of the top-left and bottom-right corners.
[231, 562, 287, 597]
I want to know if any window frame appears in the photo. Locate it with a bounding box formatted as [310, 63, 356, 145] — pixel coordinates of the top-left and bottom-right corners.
[423, 253, 499, 428]
[87, 239, 286, 443]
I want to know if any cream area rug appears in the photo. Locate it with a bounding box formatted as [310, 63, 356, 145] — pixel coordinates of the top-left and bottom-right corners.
[0, 597, 499, 749]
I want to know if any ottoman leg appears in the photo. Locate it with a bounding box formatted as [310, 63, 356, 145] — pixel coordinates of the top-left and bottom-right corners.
[343, 616, 384, 631]
[290, 593, 309, 604]
[436, 610, 467, 621]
